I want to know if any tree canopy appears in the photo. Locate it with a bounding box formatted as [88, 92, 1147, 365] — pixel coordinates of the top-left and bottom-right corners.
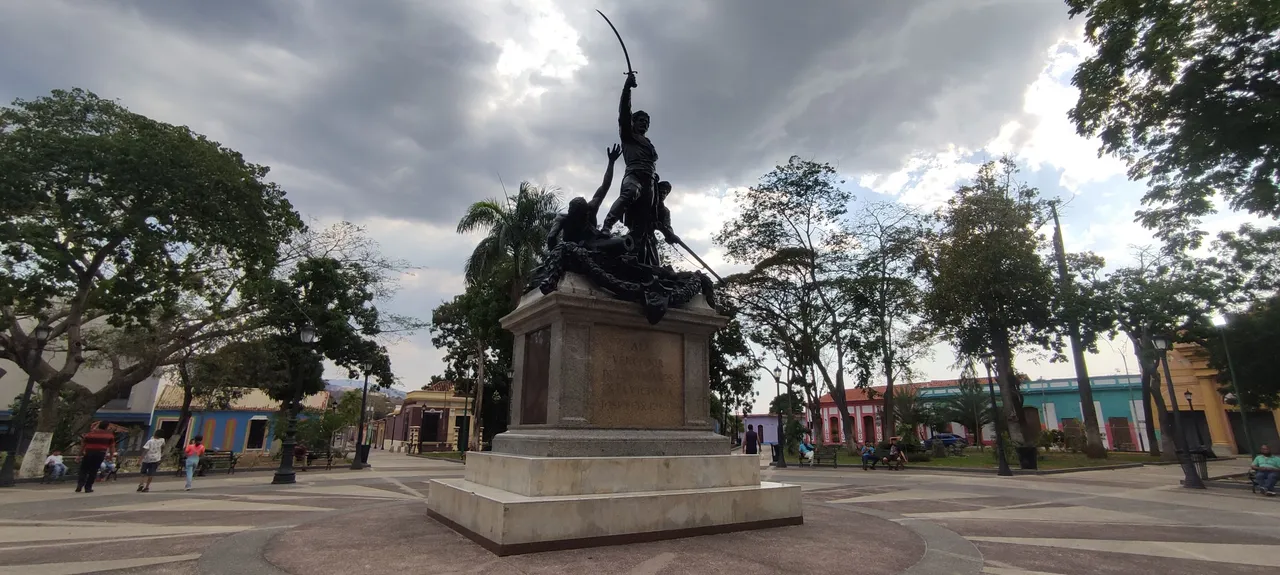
[1067, 0, 1280, 246]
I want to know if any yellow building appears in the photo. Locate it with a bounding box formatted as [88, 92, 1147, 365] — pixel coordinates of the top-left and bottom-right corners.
[1154, 342, 1280, 456]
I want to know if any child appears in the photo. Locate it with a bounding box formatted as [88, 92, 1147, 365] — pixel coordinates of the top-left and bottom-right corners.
[137, 430, 166, 493]
[184, 436, 205, 491]
[44, 451, 67, 479]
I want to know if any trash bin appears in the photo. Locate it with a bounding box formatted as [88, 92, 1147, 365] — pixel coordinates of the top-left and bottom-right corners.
[1191, 452, 1208, 480]
[1015, 446, 1039, 470]
[357, 444, 371, 466]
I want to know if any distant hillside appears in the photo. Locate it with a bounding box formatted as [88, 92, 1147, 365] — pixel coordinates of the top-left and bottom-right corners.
[324, 379, 408, 401]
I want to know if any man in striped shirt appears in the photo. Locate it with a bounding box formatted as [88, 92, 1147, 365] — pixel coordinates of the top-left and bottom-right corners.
[76, 422, 116, 493]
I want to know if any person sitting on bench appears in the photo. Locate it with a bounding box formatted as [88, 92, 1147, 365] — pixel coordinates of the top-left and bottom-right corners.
[1251, 444, 1279, 497]
[798, 437, 815, 463]
[861, 442, 880, 469]
[44, 451, 67, 480]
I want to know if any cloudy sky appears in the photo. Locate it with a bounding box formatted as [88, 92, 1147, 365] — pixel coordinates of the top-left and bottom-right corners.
[0, 1, 1258, 410]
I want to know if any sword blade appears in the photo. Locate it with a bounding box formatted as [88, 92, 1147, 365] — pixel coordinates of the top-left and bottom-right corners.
[596, 10, 634, 75]
[676, 239, 724, 283]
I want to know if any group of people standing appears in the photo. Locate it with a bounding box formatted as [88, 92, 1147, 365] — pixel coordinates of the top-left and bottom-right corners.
[39, 422, 205, 492]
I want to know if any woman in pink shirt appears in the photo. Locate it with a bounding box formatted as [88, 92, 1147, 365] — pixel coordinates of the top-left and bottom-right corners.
[184, 436, 205, 491]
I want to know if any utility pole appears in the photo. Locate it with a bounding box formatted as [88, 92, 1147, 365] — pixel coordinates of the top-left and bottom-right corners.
[1050, 201, 1106, 458]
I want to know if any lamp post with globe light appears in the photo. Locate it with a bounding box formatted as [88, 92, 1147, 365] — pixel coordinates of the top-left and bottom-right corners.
[1151, 334, 1205, 489]
[0, 322, 52, 487]
[1212, 315, 1255, 456]
[273, 322, 316, 485]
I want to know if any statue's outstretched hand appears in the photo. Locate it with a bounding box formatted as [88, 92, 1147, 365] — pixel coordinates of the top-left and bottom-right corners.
[607, 144, 621, 162]
[625, 72, 638, 89]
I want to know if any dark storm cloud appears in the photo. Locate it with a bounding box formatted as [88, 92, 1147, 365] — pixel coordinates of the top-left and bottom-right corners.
[0, 0, 1076, 226]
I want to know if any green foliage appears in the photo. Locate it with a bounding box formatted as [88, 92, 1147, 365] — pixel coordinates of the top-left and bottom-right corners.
[7, 388, 80, 453]
[1066, 0, 1280, 247]
[0, 88, 301, 325]
[429, 276, 513, 442]
[768, 389, 805, 417]
[710, 304, 759, 422]
[1202, 296, 1280, 409]
[456, 182, 560, 300]
[921, 158, 1054, 445]
[940, 367, 995, 440]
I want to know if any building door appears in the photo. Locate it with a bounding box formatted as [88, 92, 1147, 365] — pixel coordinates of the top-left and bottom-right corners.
[420, 413, 441, 442]
[829, 416, 840, 444]
[1227, 411, 1278, 454]
[1108, 417, 1134, 451]
[862, 416, 876, 445]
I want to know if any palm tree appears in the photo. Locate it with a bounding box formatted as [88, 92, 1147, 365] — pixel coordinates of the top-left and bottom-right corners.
[456, 181, 560, 303]
[942, 370, 995, 451]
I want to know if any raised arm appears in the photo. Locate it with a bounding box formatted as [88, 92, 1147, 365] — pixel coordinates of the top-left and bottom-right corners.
[618, 73, 637, 138]
[589, 144, 623, 213]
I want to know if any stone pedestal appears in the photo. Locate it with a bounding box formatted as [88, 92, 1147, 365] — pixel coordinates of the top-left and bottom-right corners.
[427, 273, 802, 555]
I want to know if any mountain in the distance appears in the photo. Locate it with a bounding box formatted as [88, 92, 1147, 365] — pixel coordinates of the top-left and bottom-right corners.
[324, 379, 408, 401]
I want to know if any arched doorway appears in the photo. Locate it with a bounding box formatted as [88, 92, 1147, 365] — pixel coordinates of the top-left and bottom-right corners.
[862, 415, 876, 445]
[829, 416, 839, 444]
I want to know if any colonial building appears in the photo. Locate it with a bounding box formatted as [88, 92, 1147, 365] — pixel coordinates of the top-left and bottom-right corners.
[1156, 342, 1280, 456]
[370, 381, 470, 453]
[809, 364, 1280, 455]
[148, 385, 330, 453]
[1, 360, 161, 453]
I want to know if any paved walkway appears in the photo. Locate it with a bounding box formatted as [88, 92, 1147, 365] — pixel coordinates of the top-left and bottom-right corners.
[0, 452, 1274, 574]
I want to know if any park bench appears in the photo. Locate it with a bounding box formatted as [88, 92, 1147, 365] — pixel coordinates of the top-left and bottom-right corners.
[869, 447, 904, 471]
[809, 445, 839, 468]
[41, 456, 80, 483]
[302, 448, 335, 471]
[173, 450, 239, 476]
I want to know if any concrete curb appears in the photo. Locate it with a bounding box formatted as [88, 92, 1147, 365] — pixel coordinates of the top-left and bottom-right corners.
[780, 462, 1147, 475]
[407, 453, 465, 464]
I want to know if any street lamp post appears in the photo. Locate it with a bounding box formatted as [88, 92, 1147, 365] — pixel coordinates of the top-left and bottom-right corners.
[350, 362, 373, 470]
[273, 323, 316, 485]
[772, 366, 787, 469]
[1152, 335, 1205, 489]
[983, 355, 1013, 477]
[1183, 391, 1206, 452]
[1212, 315, 1255, 456]
[1, 323, 52, 487]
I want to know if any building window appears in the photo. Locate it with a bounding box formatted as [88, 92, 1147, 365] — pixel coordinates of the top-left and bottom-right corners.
[158, 420, 180, 440]
[246, 419, 268, 450]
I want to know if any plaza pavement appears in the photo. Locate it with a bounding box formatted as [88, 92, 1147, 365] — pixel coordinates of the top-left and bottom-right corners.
[0, 451, 1275, 574]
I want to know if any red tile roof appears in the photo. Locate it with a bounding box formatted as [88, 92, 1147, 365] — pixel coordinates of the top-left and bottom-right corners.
[816, 378, 994, 404]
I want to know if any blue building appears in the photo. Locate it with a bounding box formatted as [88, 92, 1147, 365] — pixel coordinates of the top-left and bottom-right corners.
[149, 385, 330, 453]
[917, 374, 1150, 451]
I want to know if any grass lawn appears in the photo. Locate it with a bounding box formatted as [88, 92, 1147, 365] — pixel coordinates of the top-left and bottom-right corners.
[782, 448, 1160, 470]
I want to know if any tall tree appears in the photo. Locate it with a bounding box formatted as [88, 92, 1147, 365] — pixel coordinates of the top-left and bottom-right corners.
[456, 181, 560, 303]
[717, 156, 864, 451]
[1049, 202, 1106, 458]
[0, 88, 304, 476]
[709, 304, 758, 433]
[921, 158, 1056, 454]
[850, 202, 932, 438]
[1093, 247, 1223, 458]
[1067, 0, 1280, 247]
[429, 276, 513, 446]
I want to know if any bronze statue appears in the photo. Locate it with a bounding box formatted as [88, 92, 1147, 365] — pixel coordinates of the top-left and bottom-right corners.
[548, 144, 622, 250]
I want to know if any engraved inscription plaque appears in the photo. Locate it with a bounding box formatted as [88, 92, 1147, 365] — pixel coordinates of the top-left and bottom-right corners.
[589, 325, 684, 428]
[521, 328, 551, 425]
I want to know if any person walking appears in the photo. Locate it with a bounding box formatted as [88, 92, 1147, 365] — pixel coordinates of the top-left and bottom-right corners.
[744, 425, 759, 456]
[183, 436, 205, 491]
[76, 422, 115, 493]
[137, 430, 166, 493]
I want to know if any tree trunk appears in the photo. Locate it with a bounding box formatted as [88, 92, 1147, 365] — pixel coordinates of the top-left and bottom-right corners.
[992, 334, 1034, 447]
[471, 341, 486, 451]
[17, 384, 62, 479]
[1148, 376, 1177, 461]
[1128, 336, 1162, 457]
[1049, 204, 1105, 458]
[881, 342, 897, 440]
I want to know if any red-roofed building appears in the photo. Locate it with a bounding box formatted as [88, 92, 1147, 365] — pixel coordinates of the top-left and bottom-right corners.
[810, 379, 995, 446]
